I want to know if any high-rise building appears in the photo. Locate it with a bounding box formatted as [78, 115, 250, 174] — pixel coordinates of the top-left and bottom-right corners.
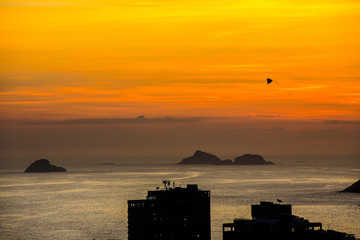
[128, 183, 210, 240]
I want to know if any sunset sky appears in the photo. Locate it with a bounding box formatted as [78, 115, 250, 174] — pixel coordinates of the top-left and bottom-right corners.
[1, 0, 359, 165]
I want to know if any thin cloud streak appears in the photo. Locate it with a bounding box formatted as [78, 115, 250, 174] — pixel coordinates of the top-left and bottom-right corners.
[24, 116, 218, 125]
[1, 0, 359, 121]
[324, 120, 360, 125]
[23, 115, 284, 125]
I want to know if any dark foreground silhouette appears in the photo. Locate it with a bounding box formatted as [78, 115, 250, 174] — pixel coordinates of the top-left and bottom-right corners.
[128, 182, 210, 240]
[223, 201, 356, 240]
[125, 182, 356, 240]
[341, 178, 360, 193]
[177, 150, 273, 165]
[24, 159, 67, 173]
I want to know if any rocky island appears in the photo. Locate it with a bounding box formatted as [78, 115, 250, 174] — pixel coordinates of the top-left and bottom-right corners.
[177, 150, 273, 165]
[177, 150, 224, 165]
[234, 154, 273, 165]
[341, 178, 360, 193]
[24, 159, 67, 173]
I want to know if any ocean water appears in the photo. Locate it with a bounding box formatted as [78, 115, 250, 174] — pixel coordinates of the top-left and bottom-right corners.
[0, 156, 359, 240]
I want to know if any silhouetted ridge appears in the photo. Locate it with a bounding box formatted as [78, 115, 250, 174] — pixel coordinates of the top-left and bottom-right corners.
[24, 159, 67, 173]
[178, 150, 222, 165]
[234, 154, 273, 165]
[177, 151, 273, 165]
[220, 159, 234, 165]
[341, 178, 360, 193]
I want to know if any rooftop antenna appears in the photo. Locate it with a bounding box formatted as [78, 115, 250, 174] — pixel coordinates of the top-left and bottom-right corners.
[162, 180, 171, 190]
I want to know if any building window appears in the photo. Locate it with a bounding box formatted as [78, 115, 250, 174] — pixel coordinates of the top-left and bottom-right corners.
[224, 227, 233, 232]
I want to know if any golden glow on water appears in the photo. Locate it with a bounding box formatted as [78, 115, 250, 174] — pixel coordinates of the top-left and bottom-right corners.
[0, 161, 359, 239]
[1, 2, 359, 238]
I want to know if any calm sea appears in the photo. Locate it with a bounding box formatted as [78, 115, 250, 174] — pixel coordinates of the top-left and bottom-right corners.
[0, 156, 359, 240]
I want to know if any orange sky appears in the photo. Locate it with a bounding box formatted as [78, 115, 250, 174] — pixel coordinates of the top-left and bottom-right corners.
[1, 0, 359, 121]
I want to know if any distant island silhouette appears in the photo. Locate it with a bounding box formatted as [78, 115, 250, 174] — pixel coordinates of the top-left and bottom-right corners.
[24, 159, 67, 173]
[177, 150, 273, 165]
[341, 178, 360, 193]
[234, 154, 273, 165]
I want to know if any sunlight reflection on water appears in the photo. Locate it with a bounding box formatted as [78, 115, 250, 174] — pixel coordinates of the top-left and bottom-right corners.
[0, 159, 359, 240]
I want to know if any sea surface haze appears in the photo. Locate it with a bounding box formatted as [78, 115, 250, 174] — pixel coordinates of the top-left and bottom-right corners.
[0, 155, 359, 240]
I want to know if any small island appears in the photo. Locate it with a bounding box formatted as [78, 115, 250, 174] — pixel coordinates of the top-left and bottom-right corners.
[234, 154, 274, 165]
[177, 150, 273, 165]
[24, 159, 67, 173]
[341, 178, 360, 193]
[177, 150, 223, 165]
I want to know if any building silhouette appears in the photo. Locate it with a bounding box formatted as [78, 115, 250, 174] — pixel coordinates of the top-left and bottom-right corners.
[223, 201, 355, 240]
[128, 183, 210, 240]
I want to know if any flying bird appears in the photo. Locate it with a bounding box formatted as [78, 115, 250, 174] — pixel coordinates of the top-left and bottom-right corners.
[266, 78, 292, 96]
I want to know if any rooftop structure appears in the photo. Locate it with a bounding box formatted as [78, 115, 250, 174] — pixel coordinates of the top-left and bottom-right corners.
[128, 182, 210, 240]
[223, 201, 355, 240]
